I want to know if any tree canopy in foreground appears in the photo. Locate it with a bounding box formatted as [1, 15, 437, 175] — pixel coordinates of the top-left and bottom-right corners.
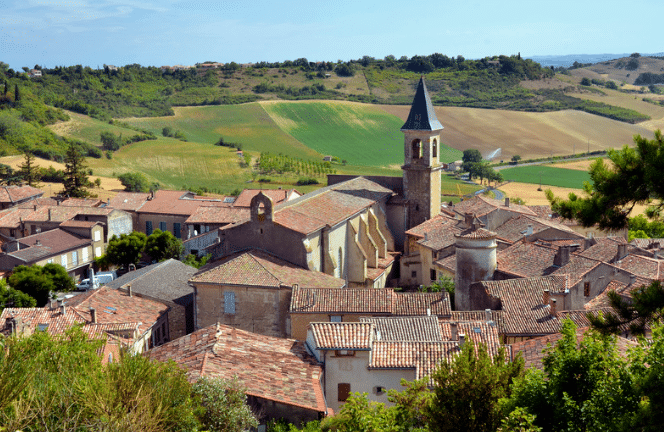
[547, 130, 664, 230]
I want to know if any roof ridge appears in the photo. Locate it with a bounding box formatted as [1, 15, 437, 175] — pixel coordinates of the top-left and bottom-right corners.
[245, 252, 283, 286]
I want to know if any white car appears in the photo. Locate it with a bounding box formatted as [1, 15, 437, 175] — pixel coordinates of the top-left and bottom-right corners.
[76, 277, 100, 291]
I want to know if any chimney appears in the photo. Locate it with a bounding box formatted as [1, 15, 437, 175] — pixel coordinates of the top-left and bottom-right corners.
[630, 274, 636, 285]
[616, 243, 628, 261]
[128, 285, 132, 297]
[427, 307, 431, 316]
[464, 212, 473, 228]
[485, 308, 492, 322]
[48, 208, 52, 221]
[554, 246, 571, 267]
[504, 197, 510, 207]
[549, 298, 557, 315]
[543, 289, 550, 305]
[49, 299, 58, 310]
[424, 232, 428, 242]
[60, 303, 66, 315]
[526, 224, 533, 236]
[459, 333, 466, 347]
[450, 322, 458, 341]
[90, 307, 97, 324]
[35, 239, 41, 246]
[107, 198, 111, 205]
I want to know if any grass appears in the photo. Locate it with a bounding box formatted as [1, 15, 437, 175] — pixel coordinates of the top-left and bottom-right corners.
[500, 165, 591, 189]
[261, 101, 462, 166]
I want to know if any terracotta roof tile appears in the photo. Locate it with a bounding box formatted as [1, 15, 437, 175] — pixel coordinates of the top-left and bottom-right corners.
[360, 316, 443, 341]
[233, 189, 290, 208]
[0, 185, 43, 204]
[3, 228, 91, 264]
[192, 250, 345, 289]
[185, 206, 248, 224]
[494, 215, 581, 243]
[59, 198, 102, 207]
[290, 287, 451, 316]
[613, 254, 664, 280]
[452, 195, 537, 219]
[107, 192, 150, 211]
[309, 322, 374, 349]
[148, 323, 326, 413]
[474, 276, 568, 336]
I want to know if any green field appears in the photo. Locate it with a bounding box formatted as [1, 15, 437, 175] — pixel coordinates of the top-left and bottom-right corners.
[500, 165, 591, 189]
[261, 101, 462, 166]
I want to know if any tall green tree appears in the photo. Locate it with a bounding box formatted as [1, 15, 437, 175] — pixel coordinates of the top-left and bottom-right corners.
[425, 342, 524, 432]
[0, 278, 36, 311]
[7, 263, 74, 306]
[145, 228, 184, 262]
[502, 320, 639, 432]
[104, 231, 147, 269]
[17, 151, 40, 187]
[61, 142, 91, 197]
[547, 130, 664, 230]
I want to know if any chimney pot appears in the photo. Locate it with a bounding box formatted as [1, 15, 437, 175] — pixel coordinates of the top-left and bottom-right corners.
[543, 289, 550, 305]
[60, 304, 66, 315]
[450, 322, 458, 341]
[459, 333, 466, 347]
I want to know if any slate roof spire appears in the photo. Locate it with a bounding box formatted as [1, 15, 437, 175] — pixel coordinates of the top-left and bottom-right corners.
[401, 76, 443, 131]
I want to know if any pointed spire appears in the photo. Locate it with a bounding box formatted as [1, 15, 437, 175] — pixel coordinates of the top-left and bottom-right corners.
[401, 76, 443, 131]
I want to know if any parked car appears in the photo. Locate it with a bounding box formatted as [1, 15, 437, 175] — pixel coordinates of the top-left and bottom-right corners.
[95, 271, 117, 285]
[76, 277, 100, 291]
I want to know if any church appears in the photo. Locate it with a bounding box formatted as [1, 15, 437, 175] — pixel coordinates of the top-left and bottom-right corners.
[191, 76, 448, 335]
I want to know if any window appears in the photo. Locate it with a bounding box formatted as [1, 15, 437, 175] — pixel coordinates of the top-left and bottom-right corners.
[146, 221, 153, 235]
[47, 258, 53, 264]
[411, 270, 417, 279]
[224, 291, 236, 314]
[94, 230, 101, 242]
[61, 254, 67, 268]
[430, 269, 437, 282]
[71, 251, 78, 266]
[330, 315, 342, 322]
[432, 139, 438, 158]
[411, 139, 422, 159]
[82, 247, 88, 263]
[338, 383, 351, 402]
[159, 221, 167, 232]
[173, 223, 181, 239]
[584, 281, 590, 297]
[95, 246, 102, 257]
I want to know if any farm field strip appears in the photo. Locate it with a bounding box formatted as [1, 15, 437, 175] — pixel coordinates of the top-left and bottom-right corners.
[500, 165, 591, 189]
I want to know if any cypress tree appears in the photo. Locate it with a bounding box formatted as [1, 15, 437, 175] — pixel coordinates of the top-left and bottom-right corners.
[14, 84, 19, 102]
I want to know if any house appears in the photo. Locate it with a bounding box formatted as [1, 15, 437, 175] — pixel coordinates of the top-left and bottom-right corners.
[289, 287, 451, 340]
[134, 190, 227, 239]
[0, 226, 104, 280]
[450, 196, 537, 231]
[0, 185, 43, 209]
[62, 285, 172, 352]
[105, 259, 198, 338]
[305, 315, 502, 412]
[1, 285, 173, 355]
[148, 323, 327, 426]
[182, 205, 248, 256]
[190, 249, 346, 338]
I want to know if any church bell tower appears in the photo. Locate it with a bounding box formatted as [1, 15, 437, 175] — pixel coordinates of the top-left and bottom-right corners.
[401, 76, 444, 229]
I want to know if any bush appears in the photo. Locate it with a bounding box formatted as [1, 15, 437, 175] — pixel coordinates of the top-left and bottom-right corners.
[296, 177, 319, 185]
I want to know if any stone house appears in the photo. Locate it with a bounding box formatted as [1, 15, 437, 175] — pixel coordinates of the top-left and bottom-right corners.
[190, 249, 346, 338]
[106, 259, 198, 338]
[148, 323, 327, 426]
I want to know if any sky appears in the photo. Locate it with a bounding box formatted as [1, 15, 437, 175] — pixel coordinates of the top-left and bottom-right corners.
[1, 0, 663, 70]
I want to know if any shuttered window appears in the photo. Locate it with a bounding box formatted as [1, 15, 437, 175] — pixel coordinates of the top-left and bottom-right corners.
[224, 291, 236, 314]
[159, 221, 167, 231]
[146, 221, 153, 235]
[173, 223, 181, 239]
[338, 383, 351, 402]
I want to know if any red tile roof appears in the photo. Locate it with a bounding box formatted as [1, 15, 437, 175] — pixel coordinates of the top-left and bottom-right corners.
[136, 190, 227, 216]
[185, 206, 248, 224]
[290, 287, 451, 316]
[59, 198, 103, 207]
[0, 185, 43, 204]
[107, 192, 150, 211]
[4, 228, 91, 264]
[309, 322, 374, 350]
[474, 276, 569, 336]
[192, 249, 345, 288]
[148, 323, 326, 413]
[233, 189, 289, 208]
[494, 215, 581, 243]
[452, 195, 537, 218]
[510, 327, 638, 370]
[613, 254, 664, 280]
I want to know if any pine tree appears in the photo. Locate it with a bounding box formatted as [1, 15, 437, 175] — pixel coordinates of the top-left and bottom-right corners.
[61, 143, 90, 197]
[17, 152, 40, 187]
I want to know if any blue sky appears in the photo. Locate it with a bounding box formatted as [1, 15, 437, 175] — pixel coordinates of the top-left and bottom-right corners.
[1, 0, 662, 69]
